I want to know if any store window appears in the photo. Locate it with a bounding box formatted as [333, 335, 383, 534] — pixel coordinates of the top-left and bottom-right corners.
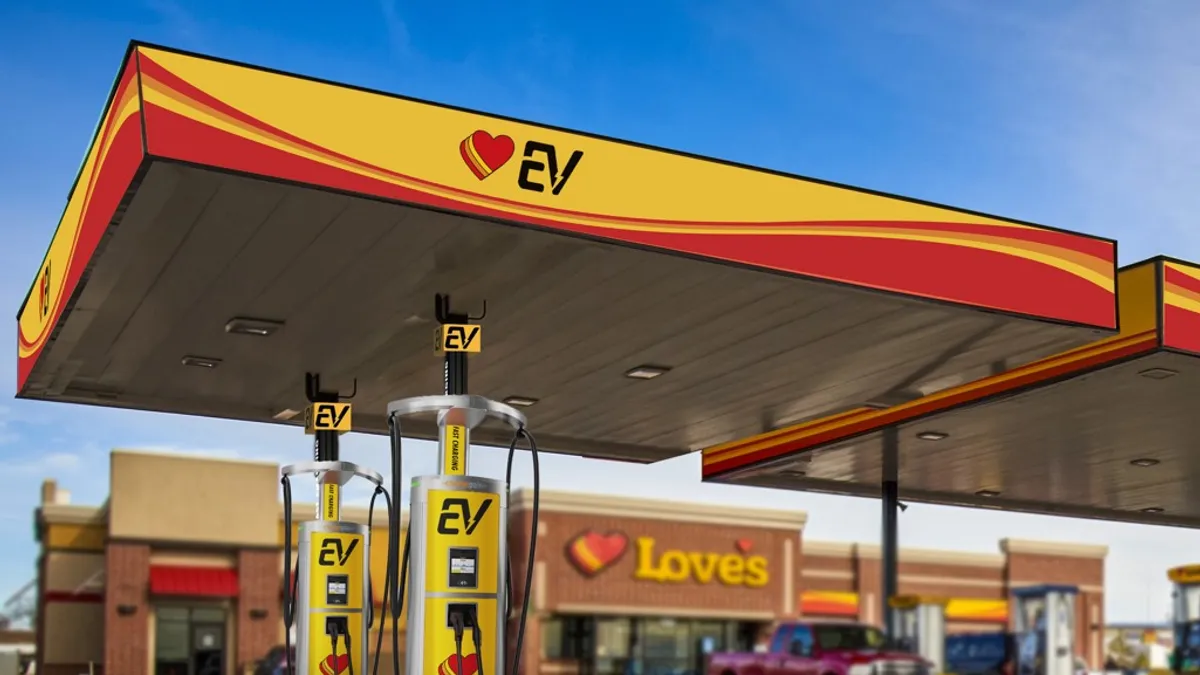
[154, 606, 228, 675]
[596, 618, 633, 675]
[543, 616, 764, 675]
[813, 624, 885, 651]
[543, 616, 595, 661]
[640, 618, 690, 675]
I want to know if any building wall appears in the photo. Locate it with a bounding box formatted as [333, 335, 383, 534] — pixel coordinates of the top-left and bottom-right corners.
[523, 492, 803, 620]
[105, 541, 151, 675]
[797, 540, 1108, 670]
[109, 449, 279, 546]
[36, 490, 107, 675]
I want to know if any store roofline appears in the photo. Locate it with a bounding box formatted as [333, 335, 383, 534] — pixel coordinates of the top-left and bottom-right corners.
[829, 542, 1007, 568]
[1000, 538, 1108, 559]
[509, 488, 810, 531]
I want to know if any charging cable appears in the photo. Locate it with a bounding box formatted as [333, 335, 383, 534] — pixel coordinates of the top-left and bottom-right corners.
[504, 427, 540, 675]
[329, 622, 356, 675]
[343, 624, 357, 675]
[373, 412, 410, 675]
[451, 612, 467, 675]
[470, 606, 485, 675]
[282, 474, 297, 675]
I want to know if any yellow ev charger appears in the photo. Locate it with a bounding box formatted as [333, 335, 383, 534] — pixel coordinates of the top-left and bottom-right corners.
[281, 457, 383, 675]
[280, 297, 541, 675]
[386, 395, 532, 675]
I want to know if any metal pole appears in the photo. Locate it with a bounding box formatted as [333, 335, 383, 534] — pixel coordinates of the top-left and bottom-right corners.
[882, 426, 899, 640]
[437, 304, 470, 476]
[308, 373, 341, 522]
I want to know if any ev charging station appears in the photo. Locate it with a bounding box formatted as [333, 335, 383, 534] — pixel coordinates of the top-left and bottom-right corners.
[1168, 565, 1200, 674]
[1011, 585, 1078, 675]
[30, 42, 1200, 675]
[889, 595, 947, 674]
[280, 297, 539, 675]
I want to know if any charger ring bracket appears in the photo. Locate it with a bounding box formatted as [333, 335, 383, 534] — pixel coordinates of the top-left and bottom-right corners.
[386, 394, 527, 430]
[281, 460, 385, 488]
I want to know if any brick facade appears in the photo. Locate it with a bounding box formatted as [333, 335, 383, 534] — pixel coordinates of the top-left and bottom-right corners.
[105, 542, 151, 675]
[528, 510, 798, 617]
[237, 548, 283, 673]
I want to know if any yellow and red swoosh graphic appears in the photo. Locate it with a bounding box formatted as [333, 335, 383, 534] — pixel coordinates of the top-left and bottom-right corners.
[16, 45, 1120, 391]
[800, 590, 860, 616]
[800, 591, 1007, 622]
[133, 46, 1115, 324]
[1163, 260, 1200, 356]
[16, 52, 145, 391]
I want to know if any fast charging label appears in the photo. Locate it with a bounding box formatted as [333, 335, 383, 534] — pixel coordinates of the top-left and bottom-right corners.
[322, 483, 340, 520]
[307, 531, 364, 675]
[424, 489, 501, 675]
[441, 425, 467, 475]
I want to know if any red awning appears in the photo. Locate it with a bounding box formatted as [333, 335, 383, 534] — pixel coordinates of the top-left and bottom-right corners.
[150, 565, 239, 597]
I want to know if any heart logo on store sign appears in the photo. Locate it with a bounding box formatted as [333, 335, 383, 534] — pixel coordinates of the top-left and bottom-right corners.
[438, 653, 480, 675]
[566, 530, 629, 576]
[735, 539, 753, 553]
[320, 654, 351, 675]
[460, 130, 515, 180]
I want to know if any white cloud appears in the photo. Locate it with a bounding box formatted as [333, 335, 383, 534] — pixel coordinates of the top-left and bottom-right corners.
[13, 451, 81, 475]
[882, 1, 1200, 261]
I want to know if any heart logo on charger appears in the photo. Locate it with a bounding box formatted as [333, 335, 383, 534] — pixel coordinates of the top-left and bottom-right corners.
[320, 654, 350, 675]
[438, 653, 480, 675]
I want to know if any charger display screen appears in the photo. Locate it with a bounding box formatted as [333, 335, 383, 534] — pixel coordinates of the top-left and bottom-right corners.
[326, 574, 349, 605]
[448, 547, 479, 588]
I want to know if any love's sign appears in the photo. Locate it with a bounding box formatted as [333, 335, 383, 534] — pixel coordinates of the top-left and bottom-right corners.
[633, 536, 768, 587]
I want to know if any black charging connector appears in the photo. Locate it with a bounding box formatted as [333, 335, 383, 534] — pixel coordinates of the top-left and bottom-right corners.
[326, 616, 350, 636]
[449, 610, 467, 675]
[448, 604, 484, 675]
[327, 616, 355, 675]
[446, 603, 478, 628]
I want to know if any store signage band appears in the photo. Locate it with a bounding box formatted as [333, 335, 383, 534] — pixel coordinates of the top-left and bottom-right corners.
[566, 529, 769, 587]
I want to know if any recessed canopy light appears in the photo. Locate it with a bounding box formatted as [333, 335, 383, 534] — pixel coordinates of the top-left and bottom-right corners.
[1130, 458, 1160, 467]
[273, 408, 301, 420]
[1142, 507, 1165, 514]
[975, 489, 1001, 498]
[181, 355, 222, 369]
[625, 365, 671, 380]
[224, 317, 285, 337]
[1139, 367, 1178, 380]
[916, 431, 948, 441]
[503, 396, 539, 408]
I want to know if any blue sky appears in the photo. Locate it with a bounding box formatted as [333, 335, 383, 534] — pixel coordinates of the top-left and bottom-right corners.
[3, 0, 1200, 622]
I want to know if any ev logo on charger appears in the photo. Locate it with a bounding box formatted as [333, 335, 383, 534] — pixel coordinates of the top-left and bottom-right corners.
[437, 497, 493, 536]
[317, 537, 359, 567]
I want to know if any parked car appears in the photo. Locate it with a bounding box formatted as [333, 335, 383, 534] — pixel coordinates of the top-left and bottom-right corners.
[707, 622, 932, 675]
[255, 645, 294, 675]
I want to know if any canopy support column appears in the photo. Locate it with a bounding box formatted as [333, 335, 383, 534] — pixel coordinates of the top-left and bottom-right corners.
[882, 426, 899, 641]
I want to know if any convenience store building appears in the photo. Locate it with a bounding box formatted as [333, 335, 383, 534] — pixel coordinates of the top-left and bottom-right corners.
[33, 450, 1107, 675]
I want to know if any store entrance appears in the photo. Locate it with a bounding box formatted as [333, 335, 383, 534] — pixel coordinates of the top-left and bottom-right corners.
[154, 605, 229, 675]
[547, 615, 762, 675]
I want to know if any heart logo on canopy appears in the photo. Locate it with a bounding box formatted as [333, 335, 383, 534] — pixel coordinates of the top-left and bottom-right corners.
[460, 130, 515, 180]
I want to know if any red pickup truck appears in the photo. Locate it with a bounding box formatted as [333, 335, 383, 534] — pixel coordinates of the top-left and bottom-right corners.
[707, 622, 932, 675]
